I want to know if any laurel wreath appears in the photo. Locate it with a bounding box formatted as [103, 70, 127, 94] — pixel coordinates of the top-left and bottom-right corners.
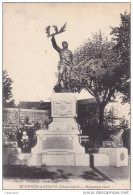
[45, 23, 66, 38]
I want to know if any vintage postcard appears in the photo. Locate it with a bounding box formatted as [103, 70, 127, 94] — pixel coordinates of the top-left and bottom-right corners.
[2, 2, 131, 191]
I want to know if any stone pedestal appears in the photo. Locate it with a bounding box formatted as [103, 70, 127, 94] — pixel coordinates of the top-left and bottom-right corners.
[99, 148, 128, 167]
[9, 154, 42, 166]
[31, 93, 89, 166]
[3, 141, 21, 165]
[91, 153, 109, 167]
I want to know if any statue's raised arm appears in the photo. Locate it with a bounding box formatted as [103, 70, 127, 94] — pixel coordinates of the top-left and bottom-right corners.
[51, 36, 61, 53]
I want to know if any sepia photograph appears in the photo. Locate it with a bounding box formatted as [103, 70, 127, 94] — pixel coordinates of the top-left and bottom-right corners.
[2, 2, 131, 190]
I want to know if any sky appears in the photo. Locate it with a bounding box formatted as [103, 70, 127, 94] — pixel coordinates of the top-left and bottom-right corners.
[3, 3, 130, 104]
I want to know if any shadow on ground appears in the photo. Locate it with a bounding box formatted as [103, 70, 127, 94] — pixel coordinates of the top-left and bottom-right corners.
[3, 165, 73, 180]
[80, 170, 105, 181]
[3, 165, 107, 182]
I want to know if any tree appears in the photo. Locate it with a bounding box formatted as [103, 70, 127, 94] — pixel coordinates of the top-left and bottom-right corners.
[110, 12, 130, 103]
[71, 32, 121, 145]
[3, 70, 15, 107]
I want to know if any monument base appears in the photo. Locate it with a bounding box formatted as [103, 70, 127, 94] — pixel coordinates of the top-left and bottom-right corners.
[91, 153, 109, 167]
[30, 92, 87, 166]
[9, 153, 90, 166]
[9, 154, 42, 166]
[32, 129, 85, 155]
[3, 147, 21, 165]
[99, 147, 128, 167]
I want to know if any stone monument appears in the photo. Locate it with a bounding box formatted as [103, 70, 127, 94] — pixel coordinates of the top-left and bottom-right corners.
[7, 24, 128, 168]
[8, 24, 90, 166]
[31, 24, 90, 166]
[32, 93, 89, 166]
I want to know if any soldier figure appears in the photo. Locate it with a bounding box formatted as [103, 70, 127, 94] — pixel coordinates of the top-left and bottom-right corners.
[51, 35, 73, 90]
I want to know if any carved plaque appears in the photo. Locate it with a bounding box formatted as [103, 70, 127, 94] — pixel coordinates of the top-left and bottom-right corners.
[52, 93, 76, 117]
[42, 137, 73, 150]
[53, 100, 73, 116]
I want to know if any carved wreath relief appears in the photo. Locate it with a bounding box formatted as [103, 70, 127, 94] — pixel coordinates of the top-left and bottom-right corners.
[53, 99, 74, 117]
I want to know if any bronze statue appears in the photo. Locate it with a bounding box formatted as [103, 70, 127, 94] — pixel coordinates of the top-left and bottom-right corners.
[51, 35, 73, 89]
[45, 23, 73, 91]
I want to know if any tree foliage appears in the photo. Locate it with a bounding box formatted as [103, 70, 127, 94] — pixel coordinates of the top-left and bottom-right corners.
[110, 12, 130, 103]
[72, 32, 120, 104]
[70, 11, 130, 145]
[3, 70, 15, 107]
[70, 32, 121, 145]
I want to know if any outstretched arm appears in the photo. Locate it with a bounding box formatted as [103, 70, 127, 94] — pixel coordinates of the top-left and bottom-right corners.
[51, 36, 61, 53]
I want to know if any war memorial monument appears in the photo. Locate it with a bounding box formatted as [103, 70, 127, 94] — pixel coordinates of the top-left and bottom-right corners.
[5, 24, 128, 168]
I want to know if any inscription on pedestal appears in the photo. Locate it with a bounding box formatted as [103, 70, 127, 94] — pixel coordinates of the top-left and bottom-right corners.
[42, 137, 73, 150]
